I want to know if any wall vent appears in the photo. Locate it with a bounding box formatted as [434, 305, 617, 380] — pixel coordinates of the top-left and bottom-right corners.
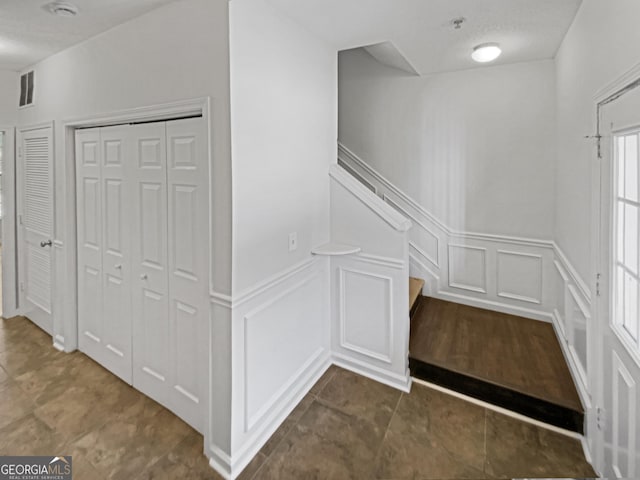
[19, 71, 34, 107]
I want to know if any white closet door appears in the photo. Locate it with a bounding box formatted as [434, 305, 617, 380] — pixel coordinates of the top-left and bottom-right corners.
[20, 126, 54, 334]
[76, 126, 132, 383]
[99, 126, 133, 382]
[77, 118, 208, 432]
[76, 128, 103, 361]
[166, 118, 208, 432]
[131, 123, 171, 405]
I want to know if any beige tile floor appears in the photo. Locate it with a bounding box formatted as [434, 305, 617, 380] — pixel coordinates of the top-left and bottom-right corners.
[0, 316, 597, 479]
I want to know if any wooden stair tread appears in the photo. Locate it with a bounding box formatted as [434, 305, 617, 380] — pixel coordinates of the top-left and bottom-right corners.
[409, 277, 425, 310]
[408, 296, 585, 433]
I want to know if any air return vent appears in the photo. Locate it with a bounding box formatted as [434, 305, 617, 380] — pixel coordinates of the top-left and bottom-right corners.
[19, 71, 34, 107]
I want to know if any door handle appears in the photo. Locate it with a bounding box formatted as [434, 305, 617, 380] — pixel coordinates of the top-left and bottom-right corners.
[40, 239, 52, 248]
[140, 273, 148, 280]
[115, 264, 122, 270]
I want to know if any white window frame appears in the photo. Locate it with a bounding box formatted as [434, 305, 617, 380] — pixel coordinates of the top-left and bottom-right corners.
[612, 127, 640, 365]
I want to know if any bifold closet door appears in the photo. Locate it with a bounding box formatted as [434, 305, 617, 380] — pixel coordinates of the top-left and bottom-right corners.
[131, 118, 208, 432]
[76, 118, 207, 432]
[165, 118, 208, 432]
[130, 122, 170, 406]
[76, 126, 133, 383]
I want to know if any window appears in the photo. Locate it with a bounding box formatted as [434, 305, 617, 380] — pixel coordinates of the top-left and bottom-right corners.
[613, 130, 640, 354]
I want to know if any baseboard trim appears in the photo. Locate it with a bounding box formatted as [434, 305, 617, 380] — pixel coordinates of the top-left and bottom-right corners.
[433, 290, 553, 323]
[53, 335, 65, 352]
[332, 352, 412, 393]
[216, 351, 332, 480]
[208, 446, 233, 480]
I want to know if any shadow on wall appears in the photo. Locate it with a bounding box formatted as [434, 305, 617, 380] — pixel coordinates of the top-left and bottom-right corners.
[337, 46, 556, 240]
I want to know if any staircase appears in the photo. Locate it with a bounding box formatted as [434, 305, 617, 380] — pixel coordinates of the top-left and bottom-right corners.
[407, 278, 585, 434]
[409, 277, 424, 318]
[332, 157, 585, 434]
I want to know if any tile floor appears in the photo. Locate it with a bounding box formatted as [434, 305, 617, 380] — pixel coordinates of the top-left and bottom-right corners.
[0, 316, 597, 479]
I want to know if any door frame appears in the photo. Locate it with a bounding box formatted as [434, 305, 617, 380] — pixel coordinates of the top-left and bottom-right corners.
[58, 97, 212, 353]
[0, 126, 19, 319]
[591, 60, 640, 475]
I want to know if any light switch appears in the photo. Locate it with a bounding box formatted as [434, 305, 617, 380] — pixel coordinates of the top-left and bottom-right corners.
[288, 232, 298, 252]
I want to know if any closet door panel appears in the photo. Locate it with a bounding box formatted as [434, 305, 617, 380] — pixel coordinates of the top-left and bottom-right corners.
[139, 182, 165, 268]
[166, 118, 208, 432]
[76, 129, 104, 360]
[99, 126, 133, 382]
[131, 123, 170, 405]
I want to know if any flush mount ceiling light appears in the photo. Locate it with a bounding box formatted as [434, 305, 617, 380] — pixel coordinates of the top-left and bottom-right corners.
[471, 43, 502, 63]
[43, 1, 79, 17]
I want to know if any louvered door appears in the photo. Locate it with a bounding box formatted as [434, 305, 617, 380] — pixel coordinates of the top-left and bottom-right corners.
[19, 127, 54, 334]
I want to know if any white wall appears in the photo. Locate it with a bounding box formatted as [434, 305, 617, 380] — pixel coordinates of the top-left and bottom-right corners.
[218, 0, 336, 477]
[339, 49, 557, 240]
[230, 0, 336, 292]
[555, 0, 640, 282]
[16, 0, 232, 349]
[0, 70, 18, 125]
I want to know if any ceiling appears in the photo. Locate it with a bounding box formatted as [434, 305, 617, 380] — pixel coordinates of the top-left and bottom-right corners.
[266, 0, 583, 75]
[0, 0, 179, 71]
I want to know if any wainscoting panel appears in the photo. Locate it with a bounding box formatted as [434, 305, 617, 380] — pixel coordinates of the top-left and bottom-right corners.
[243, 271, 325, 430]
[448, 244, 487, 294]
[611, 352, 637, 479]
[331, 254, 410, 391]
[497, 250, 543, 304]
[226, 257, 331, 479]
[550, 246, 592, 415]
[339, 267, 393, 364]
[552, 260, 569, 337]
[567, 285, 590, 392]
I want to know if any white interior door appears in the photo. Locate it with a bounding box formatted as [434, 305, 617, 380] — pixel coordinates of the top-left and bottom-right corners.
[597, 84, 640, 477]
[131, 122, 171, 406]
[165, 117, 208, 432]
[131, 119, 207, 432]
[76, 126, 133, 383]
[19, 126, 54, 334]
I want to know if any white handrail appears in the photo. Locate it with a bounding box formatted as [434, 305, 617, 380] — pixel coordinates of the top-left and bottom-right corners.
[329, 164, 412, 233]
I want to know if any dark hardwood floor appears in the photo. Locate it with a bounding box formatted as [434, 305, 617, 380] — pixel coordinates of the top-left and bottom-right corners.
[409, 297, 584, 431]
